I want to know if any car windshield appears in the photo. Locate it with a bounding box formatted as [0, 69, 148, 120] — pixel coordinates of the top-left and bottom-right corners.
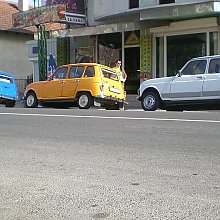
[0, 75, 13, 83]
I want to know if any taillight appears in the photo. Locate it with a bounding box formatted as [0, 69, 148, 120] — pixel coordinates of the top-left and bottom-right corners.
[100, 84, 104, 91]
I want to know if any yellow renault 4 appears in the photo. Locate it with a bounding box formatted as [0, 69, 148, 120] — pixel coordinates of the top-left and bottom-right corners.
[24, 63, 126, 110]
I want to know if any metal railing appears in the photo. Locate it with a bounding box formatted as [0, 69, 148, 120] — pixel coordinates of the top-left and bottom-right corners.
[15, 76, 33, 100]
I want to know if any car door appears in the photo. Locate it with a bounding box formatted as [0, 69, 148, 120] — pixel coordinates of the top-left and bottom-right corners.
[42, 67, 68, 99]
[169, 60, 206, 100]
[202, 58, 220, 99]
[61, 66, 85, 98]
[0, 74, 17, 99]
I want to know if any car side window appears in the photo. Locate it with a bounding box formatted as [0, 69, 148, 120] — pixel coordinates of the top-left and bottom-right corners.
[84, 67, 95, 77]
[102, 69, 119, 81]
[69, 66, 84, 78]
[208, 58, 220, 73]
[181, 60, 207, 75]
[53, 67, 68, 79]
[0, 75, 13, 84]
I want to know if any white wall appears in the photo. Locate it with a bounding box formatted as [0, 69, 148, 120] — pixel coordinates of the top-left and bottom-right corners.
[93, 0, 129, 20]
[140, 0, 211, 8]
[0, 31, 33, 79]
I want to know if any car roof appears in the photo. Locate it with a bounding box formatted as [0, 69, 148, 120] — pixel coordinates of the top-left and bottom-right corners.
[191, 55, 220, 60]
[59, 63, 116, 71]
[0, 71, 14, 78]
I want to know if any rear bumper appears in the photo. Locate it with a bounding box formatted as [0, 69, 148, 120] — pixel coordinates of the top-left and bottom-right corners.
[95, 95, 128, 105]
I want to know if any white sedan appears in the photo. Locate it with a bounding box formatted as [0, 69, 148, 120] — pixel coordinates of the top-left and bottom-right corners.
[137, 55, 220, 111]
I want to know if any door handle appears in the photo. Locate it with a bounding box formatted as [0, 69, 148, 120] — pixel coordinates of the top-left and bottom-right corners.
[195, 76, 203, 80]
[74, 79, 80, 82]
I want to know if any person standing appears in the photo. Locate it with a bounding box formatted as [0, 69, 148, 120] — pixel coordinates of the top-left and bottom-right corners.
[113, 60, 127, 88]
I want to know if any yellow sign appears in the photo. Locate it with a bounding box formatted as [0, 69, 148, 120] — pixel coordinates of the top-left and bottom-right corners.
[140, 35, 152, 79]
[125, 32, 140, 45]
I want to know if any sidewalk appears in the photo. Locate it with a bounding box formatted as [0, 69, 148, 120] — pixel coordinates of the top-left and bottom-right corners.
[125, 94, 141, 109]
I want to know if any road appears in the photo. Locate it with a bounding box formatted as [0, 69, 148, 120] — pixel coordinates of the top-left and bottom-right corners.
[0, 106, 219, 220]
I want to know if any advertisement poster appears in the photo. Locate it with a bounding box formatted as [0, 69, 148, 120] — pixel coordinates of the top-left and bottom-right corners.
[75, 47, 94, 63]
[140, 34, 152, 79]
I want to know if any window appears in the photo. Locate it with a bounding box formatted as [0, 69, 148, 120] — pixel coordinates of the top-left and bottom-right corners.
[52, 68, 68, 79]
[0, 75, 13, 84]
[129, 0, 139, 9]
[69, 66, 84, 78]
[102, 69, 118, 81]
[181, 60, 207, 75]
[208, 58, 220, 73]
[84, 67, 95, 77]
[160, 0, 175, 4]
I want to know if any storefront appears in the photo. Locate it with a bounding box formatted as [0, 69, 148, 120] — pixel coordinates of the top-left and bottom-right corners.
[150, 17, 219, 78]
[67, 23, 141, 94]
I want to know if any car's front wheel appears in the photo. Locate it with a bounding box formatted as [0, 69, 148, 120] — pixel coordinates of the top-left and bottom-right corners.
[25, 92, 38, 108]
[141, 91, 160, 111]
[77, 92, 93, 109]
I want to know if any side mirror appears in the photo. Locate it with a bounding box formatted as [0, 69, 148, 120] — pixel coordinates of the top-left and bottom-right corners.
[177, 70, 181, 77]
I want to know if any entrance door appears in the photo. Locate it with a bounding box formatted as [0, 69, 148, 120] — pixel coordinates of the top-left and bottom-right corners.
[124, 47, 140, 94]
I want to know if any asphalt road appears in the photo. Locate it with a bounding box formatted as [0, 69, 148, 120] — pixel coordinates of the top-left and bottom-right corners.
[0, 106, 219, 220]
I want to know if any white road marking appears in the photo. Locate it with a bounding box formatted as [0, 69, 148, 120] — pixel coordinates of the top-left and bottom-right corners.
[0, 112, 220, 124]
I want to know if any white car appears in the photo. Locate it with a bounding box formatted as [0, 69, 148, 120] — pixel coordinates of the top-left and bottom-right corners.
[137, 55, 220, 111]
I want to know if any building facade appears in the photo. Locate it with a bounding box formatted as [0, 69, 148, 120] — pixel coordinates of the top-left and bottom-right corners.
[26, 0, 220, 94]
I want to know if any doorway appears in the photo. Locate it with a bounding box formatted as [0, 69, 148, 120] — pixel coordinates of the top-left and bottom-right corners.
[124, 47, 140, 94]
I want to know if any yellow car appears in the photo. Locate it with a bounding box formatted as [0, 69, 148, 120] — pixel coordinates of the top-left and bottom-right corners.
[24, 63, 126, 110]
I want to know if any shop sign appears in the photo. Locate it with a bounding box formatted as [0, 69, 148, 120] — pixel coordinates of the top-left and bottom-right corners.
[65, 13, 86, 24]
[125, 32, 140, 45]
[140, 35, 152, 79]
[43, 0, 85, 14]
[13, 4, 65, 28]
[42, 0, 86, 24]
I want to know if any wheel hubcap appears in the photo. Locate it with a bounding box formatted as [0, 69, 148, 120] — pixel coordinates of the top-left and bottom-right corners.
[79, 95, 88, 108]
[27, 95, 35, 107]
[144, 95, 155, 109]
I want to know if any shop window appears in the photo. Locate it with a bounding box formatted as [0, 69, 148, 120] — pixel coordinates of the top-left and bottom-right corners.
[210, 32, 218, 55]
[167, 33, 206, 76]
[98, 33, 122, 67]
[129, 0, 139, 9]
[159, 0, 175, 4]
[156, 37, 164, 78]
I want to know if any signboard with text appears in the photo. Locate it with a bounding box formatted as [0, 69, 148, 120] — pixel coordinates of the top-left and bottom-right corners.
[43, 0, 86, 24]
[13, 4, 66, 28]
[140, 35, 152, 79]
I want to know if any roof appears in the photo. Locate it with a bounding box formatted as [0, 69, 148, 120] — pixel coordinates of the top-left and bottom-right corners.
[0, 1, 66, 33]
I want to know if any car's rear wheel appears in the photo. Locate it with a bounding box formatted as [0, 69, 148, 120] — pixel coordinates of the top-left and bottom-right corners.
[141, 91, 160, 111]
[77, 92, 93, 109]
[25, 92, 38, 108]
[5, 100, 16, 107]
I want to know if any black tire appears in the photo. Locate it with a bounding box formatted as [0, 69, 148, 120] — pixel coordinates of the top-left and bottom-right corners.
[141, 91, 160, 111]
[5, 100, 16, 107]
[77, 92, 93, 109]
[25, 92, 38, 108]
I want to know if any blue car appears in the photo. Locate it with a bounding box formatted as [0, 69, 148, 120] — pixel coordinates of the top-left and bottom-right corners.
[0, 71, 18, 107]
